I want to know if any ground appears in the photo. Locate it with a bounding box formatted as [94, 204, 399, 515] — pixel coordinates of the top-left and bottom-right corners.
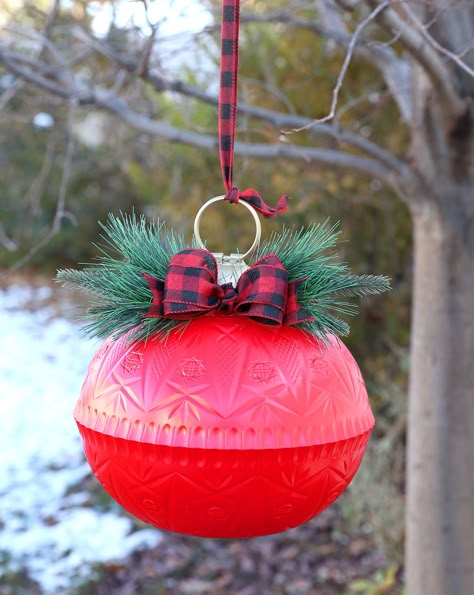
[75, 505, 399, 595]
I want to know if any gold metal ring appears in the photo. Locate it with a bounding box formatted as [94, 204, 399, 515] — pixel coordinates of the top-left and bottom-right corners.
[193, 195, 262, 259]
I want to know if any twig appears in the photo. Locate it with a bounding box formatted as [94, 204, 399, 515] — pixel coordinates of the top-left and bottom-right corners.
[283, 0, 391, 133]
[0, 81, 25, 112]
[4, 25, 67, 68]
[0, 223, 18, 252]
[24, 138, 57, 214]
[314, 0, 412, 122]
[334, 89, 391, 124]
[43, 0, 61, 37]
[400, 0, 474, 79]
[110, 70, 128, 95]
[240, 76, 297, 115]
[0, 51, 75, 99]
[53, 101, 76, 227]
[7, 99, 77, 272]
[0, 1, 61, 112]
[364, 0, 464, 117]
[136, 24, 158, 76]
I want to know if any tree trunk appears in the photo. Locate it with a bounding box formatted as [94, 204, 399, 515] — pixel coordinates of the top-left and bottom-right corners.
[406, 195, 474, 594]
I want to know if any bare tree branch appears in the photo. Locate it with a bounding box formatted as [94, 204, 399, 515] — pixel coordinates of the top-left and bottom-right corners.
[0, 1, 61, 113]
[100, 89, 398, 183]
[240, 75, 297, 115]
[5, 24, 68, 68]
[284, 0, 391, 131]
[69, 28, 405, 174]
[400, 1, 474, 79]
[0, 51, 74, 99]
[136, 22, 158, 77]
[0, 45, 398, 187]
[24, 138, 56, 215]
[0, 81, 24, 112]
[43, 0, 61, 37]
[7, 99, 77, 272]
[363, 0, 465, 117]
[237, 3, 413, 122]
[0, 223, 18, 252]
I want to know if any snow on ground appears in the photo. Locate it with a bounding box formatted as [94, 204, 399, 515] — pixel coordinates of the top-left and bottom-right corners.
[0, 284, 161, 593]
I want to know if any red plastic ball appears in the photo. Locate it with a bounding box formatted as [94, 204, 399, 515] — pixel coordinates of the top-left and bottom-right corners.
[75, 315, 374, 538]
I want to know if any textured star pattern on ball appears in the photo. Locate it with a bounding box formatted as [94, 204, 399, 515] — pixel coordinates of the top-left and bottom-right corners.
[75, 316, 374, 449]
[247, 361, 276, 383]
[121, 350, 144, 373]
[177, 358, 206, 380]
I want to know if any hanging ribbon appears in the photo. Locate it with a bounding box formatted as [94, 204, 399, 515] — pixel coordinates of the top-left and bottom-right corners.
[142, 249, 312, 326]
[218, 0, 288, 218]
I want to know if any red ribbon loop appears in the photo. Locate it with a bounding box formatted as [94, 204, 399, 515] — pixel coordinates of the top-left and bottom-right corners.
[142, 249, 312, 326]
[219, 0, 240, 193]
[218, 1, 289, 218]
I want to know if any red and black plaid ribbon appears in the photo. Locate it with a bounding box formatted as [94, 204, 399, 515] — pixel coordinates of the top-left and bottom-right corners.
[218, 0, 288, 218]
[142, 248, 313, 326]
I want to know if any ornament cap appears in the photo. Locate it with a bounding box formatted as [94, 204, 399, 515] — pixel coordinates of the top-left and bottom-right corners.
[213, 252, 249, 284]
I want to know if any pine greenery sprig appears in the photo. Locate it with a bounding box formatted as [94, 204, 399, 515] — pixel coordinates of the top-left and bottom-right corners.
[57, 213, 188, 341]
[56, 212, 390, 342]
[254, 222, 390, 338]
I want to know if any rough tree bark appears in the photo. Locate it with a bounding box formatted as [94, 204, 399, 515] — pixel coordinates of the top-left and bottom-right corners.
[408, 197, 474, 594]
[402, 1, 474, 591]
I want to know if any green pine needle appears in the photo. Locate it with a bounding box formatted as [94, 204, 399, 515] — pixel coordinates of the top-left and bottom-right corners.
[56, 213, 390, 342]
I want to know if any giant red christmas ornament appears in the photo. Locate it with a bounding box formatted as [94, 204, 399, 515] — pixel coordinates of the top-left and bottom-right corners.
[57, 200, 389, 538]
[75, 314, 374, 538]
[57, 0, 390, 539]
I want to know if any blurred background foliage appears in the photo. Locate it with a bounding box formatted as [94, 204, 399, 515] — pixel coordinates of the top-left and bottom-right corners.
[0, 0, 411, 568]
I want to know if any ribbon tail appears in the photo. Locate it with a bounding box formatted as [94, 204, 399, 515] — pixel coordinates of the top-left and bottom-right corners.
[142, 272, 166, 318]
[238, 188, 289, 217]
[284, 278, 314, 326]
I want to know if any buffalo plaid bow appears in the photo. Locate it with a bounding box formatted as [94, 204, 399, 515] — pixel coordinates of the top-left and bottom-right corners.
[142, 248, 313, 326]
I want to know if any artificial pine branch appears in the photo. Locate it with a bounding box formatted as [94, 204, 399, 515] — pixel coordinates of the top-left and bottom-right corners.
[56, 213, 390, 342]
